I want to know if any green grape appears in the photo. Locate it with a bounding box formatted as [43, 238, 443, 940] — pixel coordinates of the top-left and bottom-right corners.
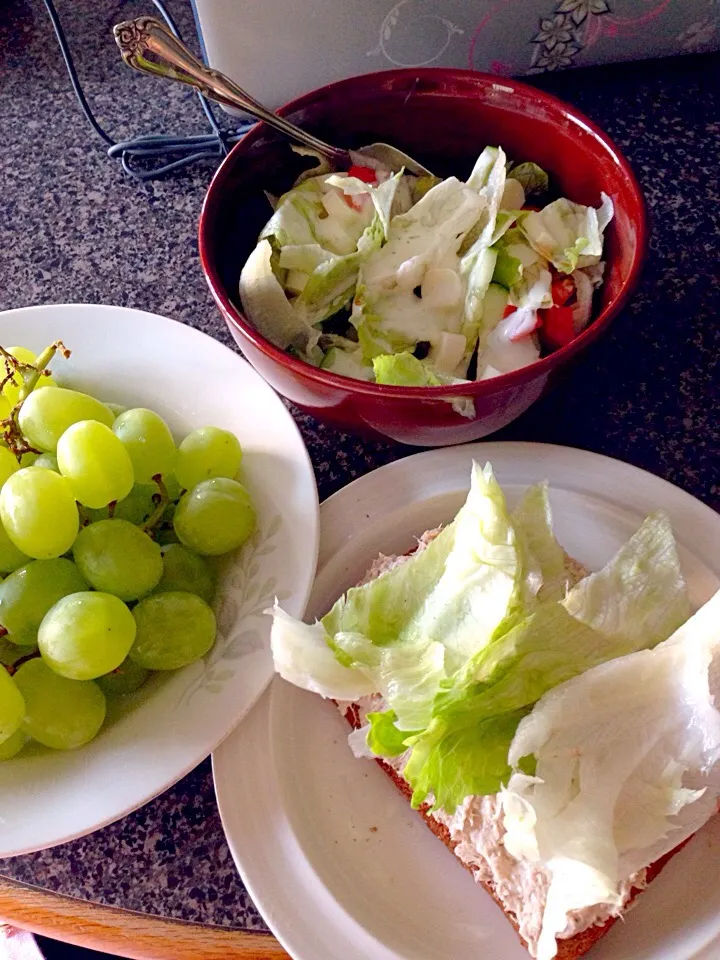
[175, 427, 242, 491]
[0, 519, 30, 574]
[0, 727, 26, 760]
[33, 453, 59, 472]
[5, 346, 35, 365]
[0, 558, 88, 646]
[130, 592, 216, 670]
[38, 591, 136, 681]
[14, 658, 106, 750]
[18, 386, 114, 452]
[18, 451, 37, 468]
[0, 666, 25, 743]
[97, 657, 149, 697]
[0, 468, 79, 559]
[2, 347, 56, 407]
[154, 543, 216, 604]
[73, 519, 162, 601]
[112, 408, 176, 485]
[57, 420, 134, 509]
[104, 402, 127, 418]
[0, 447, 19, 488]
[173, 478, 256, 556]
[0, 395, 10, 421]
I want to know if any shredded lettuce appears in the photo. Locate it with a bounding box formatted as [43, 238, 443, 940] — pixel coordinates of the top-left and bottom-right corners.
[362, 177, 484, 292]
[508, 161, 549, 197]
[464, 147, 507, 245]
[459, 248, 499, 361]
[238, 239, 315, 351]
[455, 147, 510, 362]
[291, 177, 403, 328]
[242, 147, 613, 384]
[520, 193, 614, 274]
[321, 346, 374, 381]
[278, 244, 332, 273]
[372, 352, 440, 386]
[260, 178, 327, 249]
[326, 171, 403, 238]
[351, 177, 484, 359]
[466, 146, 503, 194]
[353, 302, 415, 362]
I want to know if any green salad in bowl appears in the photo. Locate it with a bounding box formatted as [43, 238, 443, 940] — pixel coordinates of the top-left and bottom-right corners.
[239, 147, 614, 393]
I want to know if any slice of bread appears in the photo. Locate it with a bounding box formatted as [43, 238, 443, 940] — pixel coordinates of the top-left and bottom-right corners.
[340, 536, 689, 960]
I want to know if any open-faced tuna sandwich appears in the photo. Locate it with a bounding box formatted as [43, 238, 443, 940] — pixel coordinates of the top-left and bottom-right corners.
[270, 462, 720, 960]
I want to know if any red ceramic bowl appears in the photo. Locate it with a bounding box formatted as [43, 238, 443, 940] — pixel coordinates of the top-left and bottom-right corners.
[199, 68, 646, 446]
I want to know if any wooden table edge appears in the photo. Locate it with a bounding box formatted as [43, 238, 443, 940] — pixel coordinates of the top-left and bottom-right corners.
[0, 875, 289, 959]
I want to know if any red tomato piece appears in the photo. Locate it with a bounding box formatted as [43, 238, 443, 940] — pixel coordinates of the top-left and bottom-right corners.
[551, 274, 576, 306]
[540, 305, 576, 349]
[503, 304, 517, 318]
[348, 164, 377, 184]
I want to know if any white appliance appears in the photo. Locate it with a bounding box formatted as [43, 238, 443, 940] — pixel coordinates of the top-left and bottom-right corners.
[191, 0, 719, 111]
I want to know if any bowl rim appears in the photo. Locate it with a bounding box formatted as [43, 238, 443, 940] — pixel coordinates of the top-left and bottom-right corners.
[199, 66, 648, 401]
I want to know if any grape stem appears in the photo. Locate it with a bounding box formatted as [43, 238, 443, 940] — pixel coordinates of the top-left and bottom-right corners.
[6, 650, 40, 676]
[0, 340, 71, 460]
[143, 474, 169, 536]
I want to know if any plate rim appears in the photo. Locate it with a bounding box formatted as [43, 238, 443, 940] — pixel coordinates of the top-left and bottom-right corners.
[0, 302, 320, 855]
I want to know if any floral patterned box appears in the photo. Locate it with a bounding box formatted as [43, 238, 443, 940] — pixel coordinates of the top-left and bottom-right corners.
[192, 0, 719, 110]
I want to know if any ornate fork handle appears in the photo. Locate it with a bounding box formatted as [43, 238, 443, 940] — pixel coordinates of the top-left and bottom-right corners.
[113, 17, 349, 166]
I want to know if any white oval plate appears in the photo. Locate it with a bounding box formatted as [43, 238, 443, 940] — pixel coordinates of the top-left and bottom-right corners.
[214, 442, 720, 960]
[0, 304, 319, 856]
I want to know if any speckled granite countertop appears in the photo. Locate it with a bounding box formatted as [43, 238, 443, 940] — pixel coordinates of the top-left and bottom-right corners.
[0, 0, 718, 932]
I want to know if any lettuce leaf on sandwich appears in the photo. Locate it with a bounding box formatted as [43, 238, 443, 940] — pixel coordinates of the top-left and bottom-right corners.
[403, 510, 689, 812]
[502, 587, 720, 960]
[271, 463, 540, 733]
[270, 463, 690, 818]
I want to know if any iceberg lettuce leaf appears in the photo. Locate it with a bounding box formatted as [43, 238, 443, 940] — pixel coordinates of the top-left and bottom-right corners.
[502, 587, 720, 960]
[520, 193, 614, 274]
[403, 512, 690, 813]
[372, 352, 441, 386]
[238, 239, 315, 351]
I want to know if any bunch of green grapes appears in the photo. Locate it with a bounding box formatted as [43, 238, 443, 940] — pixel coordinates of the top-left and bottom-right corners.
[0, 342, 257, 760]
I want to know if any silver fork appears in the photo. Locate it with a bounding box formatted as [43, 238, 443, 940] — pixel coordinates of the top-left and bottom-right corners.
[113, 17, 434, 177]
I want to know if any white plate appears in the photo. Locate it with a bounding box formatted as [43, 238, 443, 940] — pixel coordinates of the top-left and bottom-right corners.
[0, 303, 319, 856]
[214, 442, 720, 960]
